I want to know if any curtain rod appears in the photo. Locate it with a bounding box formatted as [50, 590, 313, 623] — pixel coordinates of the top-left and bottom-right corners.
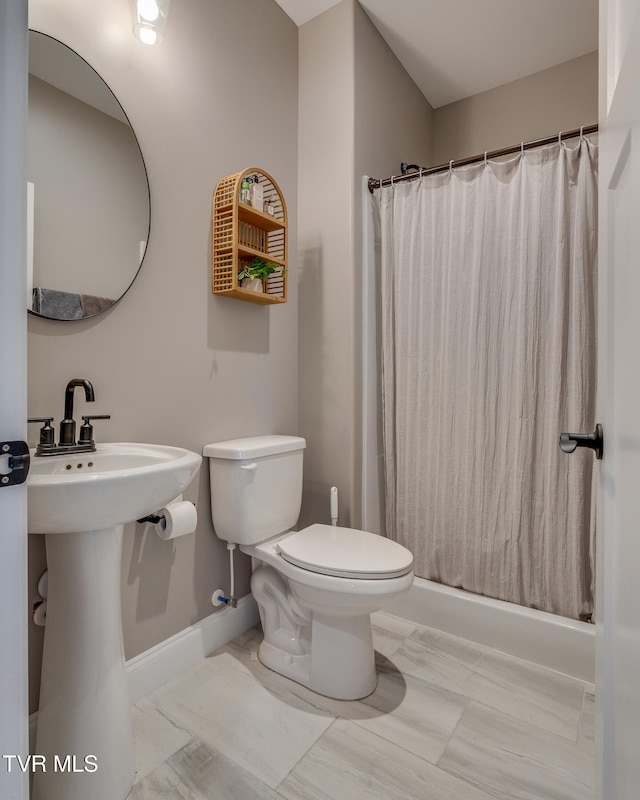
[367, 124, 598, 193]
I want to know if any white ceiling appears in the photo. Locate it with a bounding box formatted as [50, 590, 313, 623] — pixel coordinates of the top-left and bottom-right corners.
[274, 0, 599, 108]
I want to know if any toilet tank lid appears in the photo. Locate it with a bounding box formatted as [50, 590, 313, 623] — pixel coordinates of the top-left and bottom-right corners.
[203, 435, 306, 460]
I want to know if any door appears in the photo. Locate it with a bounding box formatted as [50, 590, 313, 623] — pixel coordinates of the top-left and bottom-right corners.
[0, 2, 30, 799]
[598, 0, 640, 796]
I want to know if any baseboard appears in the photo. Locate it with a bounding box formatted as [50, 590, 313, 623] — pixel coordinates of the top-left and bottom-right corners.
[389, 577, 594, 682]
[29, 594, 259, 749]
[126, 593, 259, 703]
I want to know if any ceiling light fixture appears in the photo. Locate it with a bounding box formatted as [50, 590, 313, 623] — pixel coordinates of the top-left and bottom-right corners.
[131, 0, 170, 45]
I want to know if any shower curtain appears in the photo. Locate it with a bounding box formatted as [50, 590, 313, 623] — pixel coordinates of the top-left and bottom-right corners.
[374, 137, 598, 621]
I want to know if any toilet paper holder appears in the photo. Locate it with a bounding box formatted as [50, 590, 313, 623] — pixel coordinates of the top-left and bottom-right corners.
[137, 512, 164, 524]
[137, 493, 184, 525]
[136, 497, 198, 540]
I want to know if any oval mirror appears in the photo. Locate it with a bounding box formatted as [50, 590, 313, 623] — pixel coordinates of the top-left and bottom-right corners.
[27, 31, 150, 321]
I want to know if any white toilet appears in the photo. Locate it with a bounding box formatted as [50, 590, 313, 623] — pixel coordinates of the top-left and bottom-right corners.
[203, 435, 414, 700]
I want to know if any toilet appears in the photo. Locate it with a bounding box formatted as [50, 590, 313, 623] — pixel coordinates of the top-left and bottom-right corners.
[203, 435, 414, 700]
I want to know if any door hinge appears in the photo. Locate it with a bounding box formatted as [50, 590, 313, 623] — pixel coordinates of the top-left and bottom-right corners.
[0, 441, 31, 486]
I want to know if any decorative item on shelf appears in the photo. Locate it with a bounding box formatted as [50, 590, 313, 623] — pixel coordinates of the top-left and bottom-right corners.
[238, 257, 284, 293]
[250, 175, 263, 210]
[240, 174, 251, 205]
[212, 167, 288, 305]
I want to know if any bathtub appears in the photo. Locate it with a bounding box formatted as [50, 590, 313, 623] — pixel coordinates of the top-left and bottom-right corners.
[387, 576, 595, 683]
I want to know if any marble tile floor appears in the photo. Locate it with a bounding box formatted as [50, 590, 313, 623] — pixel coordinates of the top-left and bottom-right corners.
[128, 612, 595, 800]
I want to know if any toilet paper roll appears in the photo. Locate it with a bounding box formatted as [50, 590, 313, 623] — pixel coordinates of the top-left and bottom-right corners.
[154, 501, 197, 540]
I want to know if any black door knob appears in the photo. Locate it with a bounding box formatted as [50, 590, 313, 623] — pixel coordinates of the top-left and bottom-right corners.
[559, 423, 603, 460]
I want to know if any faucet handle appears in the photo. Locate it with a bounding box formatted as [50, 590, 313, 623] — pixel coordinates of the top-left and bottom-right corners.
[27, 417, 55, 447]
[79, 415, 111, 445]
[28, 417, 54, 426]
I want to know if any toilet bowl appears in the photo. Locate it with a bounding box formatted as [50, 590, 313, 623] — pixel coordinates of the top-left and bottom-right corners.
[204, 436, 414, 700]
[244, 525, 413, 699]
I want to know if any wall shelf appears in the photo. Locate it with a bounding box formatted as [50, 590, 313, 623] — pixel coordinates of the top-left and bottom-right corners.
[212, 168, 288, 304]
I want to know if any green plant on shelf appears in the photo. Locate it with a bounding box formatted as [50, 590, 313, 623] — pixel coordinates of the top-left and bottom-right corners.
[238, 257, 282, 282]
[238, 257, 284, 292]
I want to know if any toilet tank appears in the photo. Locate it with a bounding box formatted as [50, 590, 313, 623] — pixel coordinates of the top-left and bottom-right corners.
[203, 435, 305, 545]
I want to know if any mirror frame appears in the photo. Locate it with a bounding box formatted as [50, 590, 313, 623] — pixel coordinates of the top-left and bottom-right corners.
[28, 30, 151, 322]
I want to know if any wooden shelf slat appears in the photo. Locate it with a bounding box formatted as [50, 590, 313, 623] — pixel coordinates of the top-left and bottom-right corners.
[237, 244, 285, 266]
[216, 287, 287, 305]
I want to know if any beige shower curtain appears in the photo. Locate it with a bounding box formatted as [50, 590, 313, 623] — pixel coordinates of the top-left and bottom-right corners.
[375, 137, 598, 620]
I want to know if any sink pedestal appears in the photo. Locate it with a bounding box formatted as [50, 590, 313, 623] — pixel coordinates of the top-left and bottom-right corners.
[32, 525, 134, 800]
[27, 441, 202, 799]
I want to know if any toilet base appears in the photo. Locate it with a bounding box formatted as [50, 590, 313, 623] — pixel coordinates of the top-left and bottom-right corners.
[258, 610, 377, 700]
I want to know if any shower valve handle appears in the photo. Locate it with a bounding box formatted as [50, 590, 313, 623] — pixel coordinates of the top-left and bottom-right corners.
[559, 424, 603, 460]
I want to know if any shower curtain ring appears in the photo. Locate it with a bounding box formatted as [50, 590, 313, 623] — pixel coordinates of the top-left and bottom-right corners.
[484, 151, 488, 165]
[520, 142, 524, 155]
[580, 125, 584, 139]
[558, 131, 563, 144]
[449, 160, 454, 174]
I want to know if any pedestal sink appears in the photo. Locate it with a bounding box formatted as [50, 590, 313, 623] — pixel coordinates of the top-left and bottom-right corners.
[28, 443, 202, 800]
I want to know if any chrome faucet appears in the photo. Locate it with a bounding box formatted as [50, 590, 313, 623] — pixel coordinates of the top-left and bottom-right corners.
[28, 378, 110, 456]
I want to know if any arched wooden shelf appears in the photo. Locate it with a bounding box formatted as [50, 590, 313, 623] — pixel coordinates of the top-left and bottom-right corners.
[212, 168, 288, 305]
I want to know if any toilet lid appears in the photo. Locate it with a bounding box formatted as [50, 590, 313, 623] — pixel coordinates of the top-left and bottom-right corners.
[276, 524, 414, 579]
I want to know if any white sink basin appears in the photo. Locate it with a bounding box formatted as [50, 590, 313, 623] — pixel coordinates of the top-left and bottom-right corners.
[28, 441, 202, 533]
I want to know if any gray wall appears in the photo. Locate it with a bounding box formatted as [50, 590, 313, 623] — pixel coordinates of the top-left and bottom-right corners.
[297, 0, 356, 531]
[352, 1, 434, 528]
[354, 3, 433, 181]
[432, 51, 598, 165]
[27, 0, 298, 712]
[297, 0, 433, 531]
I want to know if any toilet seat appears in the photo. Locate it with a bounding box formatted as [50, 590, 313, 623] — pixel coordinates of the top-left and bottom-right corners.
[276, 524, 413, 579]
